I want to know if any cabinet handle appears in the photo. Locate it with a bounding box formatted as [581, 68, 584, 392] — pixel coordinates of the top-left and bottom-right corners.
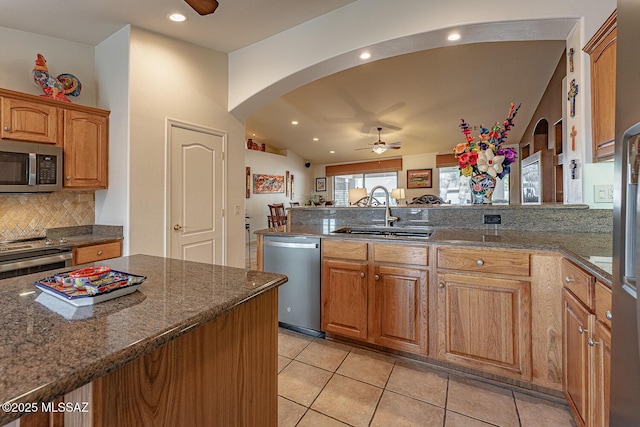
[66, 176, 71, 180]
[360, 272, 365, 278]
[97, 250, 103, 255]
[587, 338, 599, 347]
[3, 126, 9, 131]
[438, 282, 445, 289]
[578, 326, 588, 334]
[476, 259, 484, 266]
[606, 310, 612, 320]
[374, 274, 380, 281]
[564, 276, 574, 283]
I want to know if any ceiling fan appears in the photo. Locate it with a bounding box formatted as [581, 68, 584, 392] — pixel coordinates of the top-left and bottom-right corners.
[185, 0, 219, 15]
[356, 127, 402, 154]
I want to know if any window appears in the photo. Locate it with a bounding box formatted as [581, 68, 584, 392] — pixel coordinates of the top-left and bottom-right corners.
[333, 172, 398, 206]
[439, 167, 470, 205]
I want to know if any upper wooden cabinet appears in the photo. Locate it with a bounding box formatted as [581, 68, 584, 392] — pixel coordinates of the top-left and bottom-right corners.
[584, 10, 617, 161]
[0, 88, 110, 190]
[63, 109, 109, 189]
[1, 96, 61, 144]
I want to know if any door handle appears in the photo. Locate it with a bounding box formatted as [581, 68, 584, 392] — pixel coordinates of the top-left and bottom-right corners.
[173, 224, 183, 231]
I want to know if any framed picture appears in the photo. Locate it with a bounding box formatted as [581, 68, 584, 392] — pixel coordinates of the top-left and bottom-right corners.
[245, 167, 251, 198]
[290, 175, 295, 199]
[407, 169, 432, 189]
[253, 174, 285, 194]
[315, 177, 327, 192]
[285, 171, 290, 197]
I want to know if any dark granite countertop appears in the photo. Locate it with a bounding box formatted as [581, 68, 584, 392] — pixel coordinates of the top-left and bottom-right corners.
[256, 224, 613, 284]
[0, 255, 287, 424]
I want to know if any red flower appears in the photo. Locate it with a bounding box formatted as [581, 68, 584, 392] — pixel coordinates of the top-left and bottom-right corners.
[459, 151, 478, 166]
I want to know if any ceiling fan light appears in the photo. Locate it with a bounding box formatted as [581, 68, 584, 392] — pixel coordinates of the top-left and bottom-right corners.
[372, 145, 387, 154]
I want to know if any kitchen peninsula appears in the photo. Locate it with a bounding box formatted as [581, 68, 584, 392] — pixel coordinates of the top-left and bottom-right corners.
[0, 255, 287, 426]
[256, 203, 613, 425]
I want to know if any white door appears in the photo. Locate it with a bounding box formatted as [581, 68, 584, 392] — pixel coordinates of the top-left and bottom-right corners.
[169, 124, 225, 264]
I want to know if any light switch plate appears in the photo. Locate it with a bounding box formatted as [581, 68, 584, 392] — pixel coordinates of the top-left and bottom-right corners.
[594, 185, 614, 203]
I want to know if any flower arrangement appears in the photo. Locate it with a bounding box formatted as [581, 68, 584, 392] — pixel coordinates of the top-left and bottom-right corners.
[453, 102, 521, 180]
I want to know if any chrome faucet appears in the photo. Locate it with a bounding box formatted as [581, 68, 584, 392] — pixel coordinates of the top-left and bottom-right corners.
[367, 185, 399, 227]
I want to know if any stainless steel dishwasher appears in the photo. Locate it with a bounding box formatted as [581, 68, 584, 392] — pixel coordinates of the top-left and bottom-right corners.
[263, 235, 323, 336]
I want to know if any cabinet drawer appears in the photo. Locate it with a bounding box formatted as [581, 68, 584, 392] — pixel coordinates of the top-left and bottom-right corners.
[73, 241, 122, 265]
[323, 240, 367, 261]
[373, 244, 428, 266]
[595, 281, 612, 329]
[437, 247, 530, 276]
[561, 259, 594, 309]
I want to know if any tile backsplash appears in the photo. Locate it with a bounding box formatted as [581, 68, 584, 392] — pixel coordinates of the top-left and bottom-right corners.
[0, 192, 95, 241]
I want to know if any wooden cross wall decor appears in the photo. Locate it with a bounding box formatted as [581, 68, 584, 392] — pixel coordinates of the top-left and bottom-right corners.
[570, 125, 577, 151]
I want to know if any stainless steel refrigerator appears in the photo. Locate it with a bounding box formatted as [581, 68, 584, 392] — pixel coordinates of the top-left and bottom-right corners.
[611, 0, 640, 424]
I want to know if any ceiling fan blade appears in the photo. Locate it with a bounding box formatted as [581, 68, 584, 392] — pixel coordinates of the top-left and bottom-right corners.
[389, 146, 402, 149]
[355, 147, 372, 151]
[185, 0, 219, 15]
[387, 142, 402, 147]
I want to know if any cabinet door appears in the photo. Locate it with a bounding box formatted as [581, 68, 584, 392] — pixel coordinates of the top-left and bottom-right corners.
[1, 97, 60, 143]
[371, 264, 427, 354]
[593, 320, 611, 427]
[585, 16, 617, 161]
[563, 288, 593, 427]
[437, 273, 532, 380]
[63, 109, 109, 189]
[321, 259, 368, 339]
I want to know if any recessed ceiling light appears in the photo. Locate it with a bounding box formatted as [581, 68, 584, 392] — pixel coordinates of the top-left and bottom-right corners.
[291, 120, 298, 125]
[168, 13, 187, 22]
[360, 52, 371, 60]
[313, 137, 319, 142]
[447, 33, 461, 41]
[329, 150, 336, 154]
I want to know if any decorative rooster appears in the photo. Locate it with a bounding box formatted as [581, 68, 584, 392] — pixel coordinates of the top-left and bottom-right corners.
[32, 53, 82, 102]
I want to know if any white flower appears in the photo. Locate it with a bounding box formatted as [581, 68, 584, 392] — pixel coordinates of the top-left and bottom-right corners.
[477, 149, 505, 178]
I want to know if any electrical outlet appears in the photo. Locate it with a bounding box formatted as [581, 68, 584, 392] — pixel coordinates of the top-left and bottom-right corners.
[483, 214, 501, 225]
[594, 185, 614, 203]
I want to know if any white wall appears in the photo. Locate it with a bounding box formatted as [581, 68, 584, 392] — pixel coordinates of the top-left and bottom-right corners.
[245, 149, 313, 241]
[128, 28, 246, 267]
[0, 26, 96, 105]
[95, 26, 131, 254]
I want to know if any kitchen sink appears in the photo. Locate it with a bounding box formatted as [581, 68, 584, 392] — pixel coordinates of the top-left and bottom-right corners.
[331, 226, 433, 239]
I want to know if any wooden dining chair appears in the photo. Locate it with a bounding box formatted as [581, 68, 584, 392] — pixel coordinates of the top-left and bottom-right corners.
[267, 203, 287, 227]
[290, 202, 300, 207]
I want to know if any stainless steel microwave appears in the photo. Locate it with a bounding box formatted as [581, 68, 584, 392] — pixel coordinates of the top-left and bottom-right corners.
[0, 141, 63, 193]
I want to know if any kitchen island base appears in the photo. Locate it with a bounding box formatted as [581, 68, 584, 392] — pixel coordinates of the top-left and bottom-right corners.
[14, 287, 278, 427]
[93, 287, 278, 427]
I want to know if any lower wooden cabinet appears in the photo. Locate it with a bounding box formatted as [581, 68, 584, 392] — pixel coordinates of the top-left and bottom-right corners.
[563, 288, 593, 427]
[321, 240, 429, 354]
[562, 260, 612, 427]
[321, 258, 368, 339]
[370, 264, 427, 353]
[593, 320, 611, 427]
[436, 272, 532, 380]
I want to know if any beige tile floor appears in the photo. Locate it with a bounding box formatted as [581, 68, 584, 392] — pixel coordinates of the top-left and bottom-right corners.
[277, 328, 576, 427]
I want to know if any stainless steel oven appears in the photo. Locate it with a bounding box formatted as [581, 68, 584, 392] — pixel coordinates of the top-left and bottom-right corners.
[0, 246, 72, 279]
